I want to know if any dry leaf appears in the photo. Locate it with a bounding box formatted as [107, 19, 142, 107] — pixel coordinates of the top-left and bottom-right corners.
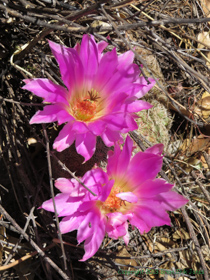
[90, 20, 111, 34]
[197, 32, 210, 48]
[195, 92, 210, 119]
[200, 147, 210, 168]
[115, 246, 138, 267]
[198, 97, 210, 118]
[200, 0, 210, 16]
[172, 228, 190, 240]
[167, 276, 176, 280]
[197, 32, 210, 67]
[180, 137, 210, 157]
[202, 91, 210, 99]
[201, 245, 210, 261]
[152, 242, 177, 262]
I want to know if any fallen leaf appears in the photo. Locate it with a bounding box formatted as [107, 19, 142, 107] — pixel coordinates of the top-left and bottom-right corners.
[172, 228, 190, 240]
[200, 147, 210, 168]
[90, 20, 111, 34]
[180, 137, 210, 157]
[200, 0, 210, 16]
[198, 97, 210, 118]
[197, 32, 210, 67]
[115, 246, 138, 267]
[202, 91, 210, 99]
[197, 32, 210, 48]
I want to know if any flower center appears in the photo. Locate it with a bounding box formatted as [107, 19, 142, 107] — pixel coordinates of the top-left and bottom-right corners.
[71, 89, 101, 122]
[101, 185, 122, 213]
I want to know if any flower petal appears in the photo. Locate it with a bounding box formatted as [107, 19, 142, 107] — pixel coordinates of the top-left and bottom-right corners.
[101, 63, 140, 95]
[53, 122, 76, 152]
[102, 113, 128, 130]
[106, 212, 128, 240]
[87, 119, 106, 135]
[97, 40, 108, 56]
[41, 194, 83, 217]
[23, 78, 68, 104]
[99, 50, 140, 95]
[58, 197, 84, 217]
[123, 233, 130, 246]
[116, 192, 138, 203]
[121, 113, 138, 133]
[134, 179, 173, 197]
[75, 132, 96, 161]
[71, 121, 89, 134]
[101, 128, 122, 147]
[48, 40, 84, 92]
[104, 92, 128, 114]
[117, 50, 135, 67]
[127, 152, 163, 186]
[79, 35, 99, 89]
[30, 104, 73, 125]
[113, 83, 144, 98]
[41, 193, 69, 213]
[55, 178, 86, 197]
[145, 143, 164, 155]
[98, 180, 115, 202]
[80, 212, 106, 261]
[122, 99, 152, 113]
[82, 168, 109, 188]
[93, 48, 118, 92]
[129, 203, 171, 234]
[156, 191, 188, 211]
[77, 202, 96, 215]
[59, 213, 85, 234]
[135, 77, 156, 98]
[107, 136, 133, 178]
[77, 208, 101, 243]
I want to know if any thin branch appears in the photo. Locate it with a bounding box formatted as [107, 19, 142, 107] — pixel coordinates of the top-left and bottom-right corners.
[181, 207, 209, 280]
[4, 207, 36, 265]
[191, 171, 210, 205]
[0, 204, 71, 280]
[43, 125, 68, 272]
[2, 2, 210, 32]
[0, 243, 56, 271]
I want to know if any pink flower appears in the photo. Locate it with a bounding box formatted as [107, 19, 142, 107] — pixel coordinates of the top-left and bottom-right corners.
[23, 35, 155, 161]
[41, 137, 188, 261]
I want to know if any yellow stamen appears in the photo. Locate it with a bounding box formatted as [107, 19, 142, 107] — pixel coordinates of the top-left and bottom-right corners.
[103, 186, 121, 212]
[72, 99, 97, 122]
[97, 179, 133, 214]
[71, 89, 102, 122]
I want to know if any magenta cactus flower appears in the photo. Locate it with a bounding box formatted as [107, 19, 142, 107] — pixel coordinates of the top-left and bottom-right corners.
[23, 35, 155, 161]
[41, 137, 188, 261]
